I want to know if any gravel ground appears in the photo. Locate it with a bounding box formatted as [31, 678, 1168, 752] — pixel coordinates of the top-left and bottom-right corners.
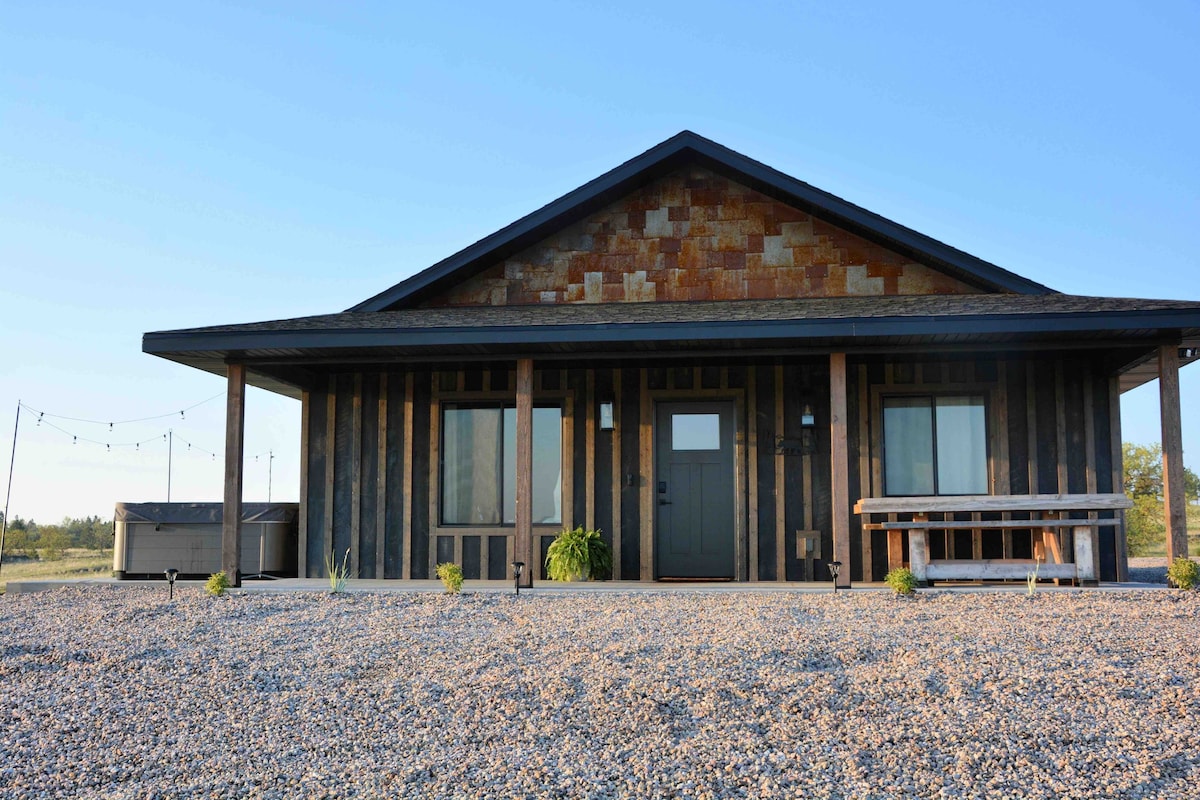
[2, 586, 1198, 799]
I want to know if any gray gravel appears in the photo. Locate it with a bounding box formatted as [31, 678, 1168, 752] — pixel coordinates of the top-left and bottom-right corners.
[2, 586, 1198, 799]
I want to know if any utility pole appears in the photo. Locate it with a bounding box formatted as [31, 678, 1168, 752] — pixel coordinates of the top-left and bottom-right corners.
[167, 428, 173, 502]
[267, 450, 274, 502]
[1, 401, 21, 576]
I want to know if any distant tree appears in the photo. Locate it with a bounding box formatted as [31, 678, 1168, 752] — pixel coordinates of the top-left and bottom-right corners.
[37, 525, 71, 561]
[1122, 442, 1200, 555]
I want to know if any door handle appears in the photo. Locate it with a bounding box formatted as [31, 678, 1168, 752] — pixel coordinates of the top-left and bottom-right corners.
[658, 499, 672, 505]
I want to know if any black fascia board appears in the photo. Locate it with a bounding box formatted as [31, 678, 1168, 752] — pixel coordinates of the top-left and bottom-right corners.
[348, 131, 1052, 312]
[143, 308, 1199, 356]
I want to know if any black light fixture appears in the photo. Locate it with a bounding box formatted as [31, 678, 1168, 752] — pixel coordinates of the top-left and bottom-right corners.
[827, 561, 842, 594]
[164, 567, 179, 600]
[511, 561, 525, 595]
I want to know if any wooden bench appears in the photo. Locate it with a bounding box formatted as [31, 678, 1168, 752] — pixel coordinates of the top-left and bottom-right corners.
[854, 494, 1132, 586]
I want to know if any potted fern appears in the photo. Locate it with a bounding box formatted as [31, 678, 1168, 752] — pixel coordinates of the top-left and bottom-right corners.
[545, 526, 612, 582]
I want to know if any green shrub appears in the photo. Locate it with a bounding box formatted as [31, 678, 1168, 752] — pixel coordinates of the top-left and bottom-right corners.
[436, 562, 464, 594]
[546, 526, 612, 582]
[326, 548, 351, 593]
[1167, 557, 1199, 590]
[205, 571, 230, 597]
[884, 567, 917, 596]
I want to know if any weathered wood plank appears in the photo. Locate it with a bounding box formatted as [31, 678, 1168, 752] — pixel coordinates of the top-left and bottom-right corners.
[1026, 362, 1039, 493]
[1159, 344, 1189, 560]
[401, 372, 414, 579]
[1073, 525, 1097, 584]
[349, 373, 362, 578]
[887, 530, 904, 571]
[298, 390, 310, 578]
[611, 368, 622, 580]
[375, 373, 387, 579]
[1055, 361, 1069, 493]
[774, 364, 785, 581]
[830, 353, 851, 587]
[515, 359, 534, 587]
[1109, 376, 1128, 581]
[856, 494, 1132, 514]
[222, 363, 247, 586]
[926, 560, 1077, 580]
[585, 369, 596, 533]
[871, 518, 1122, 530]
[857, 363, 872, 581]
[747, 365, 758, 582]
[639, 368, 653, 581]
[323, 377, 336, 578]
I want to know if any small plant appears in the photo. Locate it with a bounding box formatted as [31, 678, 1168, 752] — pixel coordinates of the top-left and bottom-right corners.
[326, 548, 351, 593]
[546, 526, 612, 582]
[205, 571, 230, 597]
[884, 567, 917, 596]
[1026, 554, 1044, 596]
[436, 562, 464, 593]
[1167, 557, 1198, 590]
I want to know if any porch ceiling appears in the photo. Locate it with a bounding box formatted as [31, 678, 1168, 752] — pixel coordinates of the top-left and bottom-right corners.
[144, 294, 1200, 398]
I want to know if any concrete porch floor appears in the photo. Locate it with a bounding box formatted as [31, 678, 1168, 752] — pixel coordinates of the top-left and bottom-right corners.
[3, 577, 1169, 595]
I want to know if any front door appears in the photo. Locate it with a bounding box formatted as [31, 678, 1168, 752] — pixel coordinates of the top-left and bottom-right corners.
[654, 401, 736, 579]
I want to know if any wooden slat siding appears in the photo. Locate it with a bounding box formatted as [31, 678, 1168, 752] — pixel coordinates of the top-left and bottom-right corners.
[569, 370, 587, 531]
[223, 363, 247, 586]
[1026, 362, 1039, 495]
[857, 364, 872, 580]
[298, 390, 310, 578]
[515, 359, 534, 586]
[427, 375, 443, 580]
[721, 366, 729, 389]
[350, 373, 362, 578]
[639, 368, 654, 581]
[611, 368, 622, 580]
[996, 361, 1012, 559]
[1109, 376, 1127, 581]
[1159, 345, 1189, 561]
[1055, 361, 1069, 493]
[400, 372, 415, 578]
[562, 393, 575, 532]
[747, 366, 759, 581]
[585, 370, 596, 533]
[830, 353, 851, 588]
[323, 378, 336, 578]
[375, 373, 388, 578]
[774, 364, 786, 581]
[1084, 366, 1098, 537]
[733, 390, 748, 582]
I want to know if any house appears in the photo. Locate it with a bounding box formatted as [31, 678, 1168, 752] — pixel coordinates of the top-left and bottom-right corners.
[144, 131, 1200, 586]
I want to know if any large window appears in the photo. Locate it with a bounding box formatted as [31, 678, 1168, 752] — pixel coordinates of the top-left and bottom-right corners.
[440, 404, 562, 525]
[883, 395, 987, 496]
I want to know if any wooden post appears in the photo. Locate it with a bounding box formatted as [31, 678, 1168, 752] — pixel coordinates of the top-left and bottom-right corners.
[515, 358, 534, 587]
[1072, 524, 1097, 585]
[1159, 345, 1189, 560]
[830, 353, 852, 587]
[222, 363, 246, 587]
[908, 517, 929, 587]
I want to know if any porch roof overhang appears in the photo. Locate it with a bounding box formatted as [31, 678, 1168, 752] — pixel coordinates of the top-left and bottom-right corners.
[144, 294, 1200, 399]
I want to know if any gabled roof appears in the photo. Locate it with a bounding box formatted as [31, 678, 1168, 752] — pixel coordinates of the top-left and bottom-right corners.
[349, 131, 1053, 311]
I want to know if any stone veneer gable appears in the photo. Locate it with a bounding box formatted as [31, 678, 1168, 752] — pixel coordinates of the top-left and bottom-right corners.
[424, 167, 982, 307]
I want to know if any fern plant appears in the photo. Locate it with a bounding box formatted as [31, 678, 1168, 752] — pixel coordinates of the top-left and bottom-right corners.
[546, 526, 612, 582]
[326, 548, 351, 593]
[436, 562, 464, 593]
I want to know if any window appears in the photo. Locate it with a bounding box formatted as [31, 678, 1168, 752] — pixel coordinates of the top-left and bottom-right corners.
[883, 395, 987, 496]
[441, 404, 562, 525]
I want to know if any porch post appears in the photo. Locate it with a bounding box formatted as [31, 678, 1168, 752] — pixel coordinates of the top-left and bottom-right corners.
[830, 353, 852, 588]
[223, 363, 246, 587]
[515, 358, 534, 587]
[1159, 345, 1189, 560]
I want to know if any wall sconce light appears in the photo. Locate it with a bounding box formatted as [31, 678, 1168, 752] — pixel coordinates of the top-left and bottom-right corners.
[827, 561, 842, 594]
[511, 561, 525, 595]
[164, 567, 179, 600]
[599, 402, 614, 431]
[1180, 347, 1199, 360]
[801, 404, 816, 428]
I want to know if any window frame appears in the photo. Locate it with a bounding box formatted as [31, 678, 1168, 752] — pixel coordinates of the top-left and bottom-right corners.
[437, 400, 566, 527]
[871, 382, 996, 498]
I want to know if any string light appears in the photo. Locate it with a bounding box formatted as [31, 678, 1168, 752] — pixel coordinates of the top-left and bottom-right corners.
[18, 393, 223, 427]
[32, 414, 276, 462]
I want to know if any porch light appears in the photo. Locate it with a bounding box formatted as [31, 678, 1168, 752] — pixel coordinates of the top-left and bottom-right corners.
[801, 404, 816, 428]
[512, 561, 525, 595]
[164, 567, 179, 600]
[827, 561, 842, 594]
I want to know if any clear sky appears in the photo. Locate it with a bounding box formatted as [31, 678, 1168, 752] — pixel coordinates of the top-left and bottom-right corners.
[2, 1, 1198, 523]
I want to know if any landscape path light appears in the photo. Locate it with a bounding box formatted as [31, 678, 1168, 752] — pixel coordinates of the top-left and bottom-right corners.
[164, 567, 179, 600]
[512, 561, 525, 595]
[828, 561, 842, 594]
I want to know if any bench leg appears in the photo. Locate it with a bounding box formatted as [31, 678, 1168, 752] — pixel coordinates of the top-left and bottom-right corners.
[908, 528, 929, 586]
[1073, 525, 1097, 586]
[887, 530, 904, 573]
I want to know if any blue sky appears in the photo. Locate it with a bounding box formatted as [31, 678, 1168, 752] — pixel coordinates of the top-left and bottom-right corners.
[2, 1, 1198, 522]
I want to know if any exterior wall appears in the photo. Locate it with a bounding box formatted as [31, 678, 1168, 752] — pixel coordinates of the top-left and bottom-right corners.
[847, 354, 1123, 582]
[300, 353, 1124, 583]
[424, 167, 980, 307]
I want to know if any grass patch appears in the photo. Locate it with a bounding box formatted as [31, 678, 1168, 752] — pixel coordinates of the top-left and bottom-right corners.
[0, 549, 111, 593]
[1138, 504, 1200, 558]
